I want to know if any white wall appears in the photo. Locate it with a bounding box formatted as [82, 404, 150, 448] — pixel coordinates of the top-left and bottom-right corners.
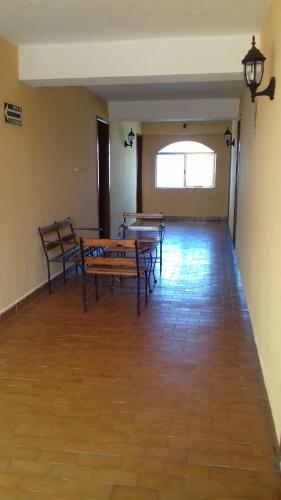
[19, 35, 253, 85]
[109, 99, 240, 122]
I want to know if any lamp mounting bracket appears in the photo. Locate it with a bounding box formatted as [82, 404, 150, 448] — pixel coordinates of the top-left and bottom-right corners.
[253, 76, 276, 102]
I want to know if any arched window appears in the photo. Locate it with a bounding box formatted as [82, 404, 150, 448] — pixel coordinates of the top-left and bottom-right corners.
[156, 140, 216, 189]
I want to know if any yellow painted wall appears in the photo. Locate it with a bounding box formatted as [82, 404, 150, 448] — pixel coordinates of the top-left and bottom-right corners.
[110, 121, 142, 235]
[236, 0, 281, 442]
[142, 122, 230, 217]
[0, 36, 108, 313]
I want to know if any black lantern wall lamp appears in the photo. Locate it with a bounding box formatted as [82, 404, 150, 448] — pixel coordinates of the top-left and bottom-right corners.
[241, 35, 275, 103]
[224, 127, 235, 147]
[124, 128, 135, 148]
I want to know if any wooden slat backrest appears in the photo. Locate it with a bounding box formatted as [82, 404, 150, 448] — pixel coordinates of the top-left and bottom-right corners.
[55, 217, 77, 247]
[38, 223, 61, 252]
[55, 217, 73, 228]
[39, 223, 58, 236]
[59, 233, 76, 243]
[81, 238, 111, 248]
[44, 240, 61, 251]
[81, 238, 136, 251]
[84, 257, 136, 267]
[80, 238, 140, 275]
[123, 212, 164, 221]
[124, 212, 164, 219]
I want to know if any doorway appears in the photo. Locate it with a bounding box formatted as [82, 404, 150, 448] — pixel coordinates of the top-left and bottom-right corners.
[97, 118, 110, 238]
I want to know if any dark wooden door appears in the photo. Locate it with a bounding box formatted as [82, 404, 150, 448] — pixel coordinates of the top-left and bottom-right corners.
[97, 119, 110, 238]
[233, 120, 241, 248]
[136, 135, 143, 212]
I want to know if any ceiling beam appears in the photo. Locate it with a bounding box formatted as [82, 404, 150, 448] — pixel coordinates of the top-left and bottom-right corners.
[19, 34, 255, 86]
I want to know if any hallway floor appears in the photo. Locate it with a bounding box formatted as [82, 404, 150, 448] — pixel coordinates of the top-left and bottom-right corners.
[0, 222, 280, 500]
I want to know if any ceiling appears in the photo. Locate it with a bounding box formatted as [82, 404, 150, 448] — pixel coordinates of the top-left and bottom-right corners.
[88, 80, 243, 102]
[0, 0, 271, 45]
[0, 0, 270, 105]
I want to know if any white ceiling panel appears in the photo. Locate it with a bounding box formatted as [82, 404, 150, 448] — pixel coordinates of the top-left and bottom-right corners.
[0, 0, 271, 45]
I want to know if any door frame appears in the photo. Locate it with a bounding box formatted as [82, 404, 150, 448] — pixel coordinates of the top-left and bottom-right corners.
[96, 117, 110, 238]
[136, 134, 143, 212]
[233, 119, 241, 248]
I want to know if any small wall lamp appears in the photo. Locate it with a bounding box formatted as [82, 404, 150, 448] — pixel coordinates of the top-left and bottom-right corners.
[241, 35, 276, 103]
[124, 128, 135, 148]
[224, 127, 235, 147]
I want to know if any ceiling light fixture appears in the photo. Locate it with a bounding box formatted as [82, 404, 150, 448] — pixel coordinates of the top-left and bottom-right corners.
[124, 128, 135, 148]
[241, 35, 275, 103]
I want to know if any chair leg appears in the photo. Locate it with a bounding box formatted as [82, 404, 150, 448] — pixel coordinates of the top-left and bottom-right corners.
[82, 272, 87, 313]
[110, 275, 114, 292]
[137, 276, 140, 316]
[95, 275, 99, 301]
[47, 262, 52, 294]
[160, 241, 163, 275]
[152, 247, 157, 284]
[63, 259, 66, 283]
[145, 271, 148, 306]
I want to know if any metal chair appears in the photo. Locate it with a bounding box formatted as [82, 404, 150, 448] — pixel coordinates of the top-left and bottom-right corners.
[80, 238, 149, 316]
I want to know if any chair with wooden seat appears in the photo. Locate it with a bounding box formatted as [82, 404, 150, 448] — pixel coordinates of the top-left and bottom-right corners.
[121, 212, 165, 275]
[80, 238, 148, 316]
[38, 217, 99, 293]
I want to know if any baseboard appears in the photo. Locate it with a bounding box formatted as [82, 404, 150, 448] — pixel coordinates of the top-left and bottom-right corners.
[228, 228, 281, 464]
[164, 215, 227, 222]
[258, 358, 281, 468]
[0, 265, 75, 322]
[228, 234, 281, 468]
[251, 336, 281, 468]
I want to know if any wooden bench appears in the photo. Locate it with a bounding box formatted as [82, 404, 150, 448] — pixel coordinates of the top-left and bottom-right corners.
[80, 238, 148, 316]
[38, 217, 100, 294]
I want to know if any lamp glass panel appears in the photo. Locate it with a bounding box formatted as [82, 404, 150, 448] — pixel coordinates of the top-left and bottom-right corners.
[245, 61, 264, 85]
[224, 132, 231, 143]
[255, 61, 264, 85]
[128, 131, 135, 145]
[245, 62, 256, 84]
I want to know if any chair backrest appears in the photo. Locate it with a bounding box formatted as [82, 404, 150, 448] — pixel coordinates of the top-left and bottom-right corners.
[38, 222, 63, 257]
[54, 217, 77, 249]
[123, 212, 164, 225]
[80, 238, 141, 275]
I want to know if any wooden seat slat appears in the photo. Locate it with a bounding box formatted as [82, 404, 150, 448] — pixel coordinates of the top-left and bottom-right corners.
[85, 257, 136, 267]
[82, 238, 135, 251]
[85, 268, 142, 276]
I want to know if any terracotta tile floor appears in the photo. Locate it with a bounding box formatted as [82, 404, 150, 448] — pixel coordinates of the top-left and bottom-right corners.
[0, 222, 280, 500]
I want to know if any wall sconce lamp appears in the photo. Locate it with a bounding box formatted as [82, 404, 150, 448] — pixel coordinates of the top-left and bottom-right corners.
[224, 127, 235, 147]
[124, 128, 135, 148]
[241, 35, 275, 103]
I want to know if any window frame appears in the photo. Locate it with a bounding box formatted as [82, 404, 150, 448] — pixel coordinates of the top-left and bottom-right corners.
[155, 150, 216, 189]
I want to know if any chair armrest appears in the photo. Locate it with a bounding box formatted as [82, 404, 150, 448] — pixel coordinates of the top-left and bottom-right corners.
[44, 239, 78, 245]
[73, 226, 101, 231]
